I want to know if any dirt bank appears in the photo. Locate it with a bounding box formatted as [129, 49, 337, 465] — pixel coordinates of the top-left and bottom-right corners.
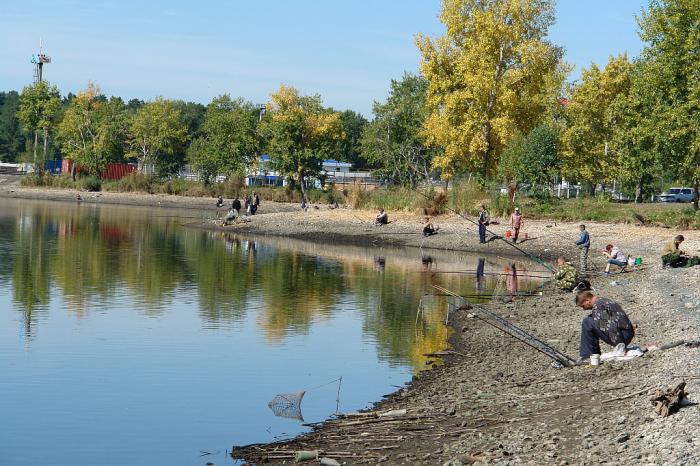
[0, 185, 298, 214]
[227, 213, 700, 465]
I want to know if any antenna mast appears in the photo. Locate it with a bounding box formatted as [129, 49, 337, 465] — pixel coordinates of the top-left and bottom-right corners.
[30, 39, 51, 84]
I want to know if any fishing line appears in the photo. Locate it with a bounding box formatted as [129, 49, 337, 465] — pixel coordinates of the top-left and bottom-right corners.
[408, 187, 554, 271]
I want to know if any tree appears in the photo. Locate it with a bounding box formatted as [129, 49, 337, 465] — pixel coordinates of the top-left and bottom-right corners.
[0, 91, 25, 162]
[561, 54, 633, 192]
[636, 0, 700, 209]
[416, 0, 565, 179]
[608, 61, 661, 203]
[17, 81, 61, 167]
[57, 83, 128, 178]
[187, 95, 260, 183]
[360, 73, 436, 186]
[259, 85, 343, 203]
[337, 110, 368, 168]
[497, 124, 560, 198]
[127, 97, 188, 176]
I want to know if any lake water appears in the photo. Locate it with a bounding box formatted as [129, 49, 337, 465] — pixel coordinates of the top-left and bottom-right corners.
[0, 199, 546, 466]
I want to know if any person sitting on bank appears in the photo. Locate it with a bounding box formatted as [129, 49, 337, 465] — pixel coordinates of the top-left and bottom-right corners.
[422, 217, 439, 237]
[216, 196, 224, 207]
[602, 243, 627, 277]
[231, 196, 242, 217]
[375, 208, 388, 225]
[575, 291, 635, 363]
[662, 234, 700, 268]
[553, 256, 579, 291]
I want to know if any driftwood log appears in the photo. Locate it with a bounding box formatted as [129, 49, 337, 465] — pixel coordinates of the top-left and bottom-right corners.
[650, 381, 687, 417]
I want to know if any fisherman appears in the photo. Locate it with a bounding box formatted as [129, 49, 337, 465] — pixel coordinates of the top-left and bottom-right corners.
[575, 224, 590, 273]
[575, 291, 634, 363]
[231, 196, 242, 217]
[553, 256, 579, 291]
[602, 244, 627, 277]
[477, 204, 490, 244]
[510, 207, 524, 243]
[244, 195, 252, 215]
[251, 191, 260, 214]
[662, 234, 700, 268]
[422, 217, 438, 237]
[216, 196, 224, 208]
[222, 208, 237, 226]
[375, 208, 388, 225]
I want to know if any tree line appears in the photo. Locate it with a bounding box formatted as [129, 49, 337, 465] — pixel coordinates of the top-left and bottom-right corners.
[0, 0, 697, 206]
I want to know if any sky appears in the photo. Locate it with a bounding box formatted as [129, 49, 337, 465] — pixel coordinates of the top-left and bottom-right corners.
[1, 0, 648, 117]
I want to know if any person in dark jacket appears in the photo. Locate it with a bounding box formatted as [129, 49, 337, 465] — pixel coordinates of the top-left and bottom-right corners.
[477, 205, 489, 244]
[575, 291, 634, 361]
[231, 197, 242, 217]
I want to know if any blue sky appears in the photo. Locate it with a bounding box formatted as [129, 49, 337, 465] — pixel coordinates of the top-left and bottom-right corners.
[1, 0, 648, 117]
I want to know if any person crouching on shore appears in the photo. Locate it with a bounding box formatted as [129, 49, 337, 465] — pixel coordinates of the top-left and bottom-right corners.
[575, 291, 634, 363]
[422, 217, 438, 237]
[553, 256, 579, 291]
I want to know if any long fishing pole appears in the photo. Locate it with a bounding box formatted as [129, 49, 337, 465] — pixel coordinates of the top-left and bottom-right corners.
[410, 187, 554, 272]
[413, 270, 552, 279]
[433, 284, 576, 366]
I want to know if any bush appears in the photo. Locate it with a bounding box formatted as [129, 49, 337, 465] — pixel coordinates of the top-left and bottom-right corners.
[21, 173, 45, 187]
[77, 176, 101, 192]
[102, 173, 152, 193]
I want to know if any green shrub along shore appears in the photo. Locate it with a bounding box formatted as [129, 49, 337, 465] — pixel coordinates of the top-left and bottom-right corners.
[21, 172, 700, 229]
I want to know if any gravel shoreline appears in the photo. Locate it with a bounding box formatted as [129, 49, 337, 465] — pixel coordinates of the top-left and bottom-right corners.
[222, 210, 700, 465]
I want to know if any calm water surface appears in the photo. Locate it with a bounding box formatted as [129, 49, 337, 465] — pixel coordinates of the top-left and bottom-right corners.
[0, 199, 545, 466]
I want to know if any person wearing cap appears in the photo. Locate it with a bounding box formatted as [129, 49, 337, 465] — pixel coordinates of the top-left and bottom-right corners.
[510, 207, 524, 243]
[575, 291, 634, 363]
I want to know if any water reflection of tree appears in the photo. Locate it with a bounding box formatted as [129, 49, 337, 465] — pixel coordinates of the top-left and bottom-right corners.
[2, 202, 545, 372]
[255, 252, 345, 342]
[11, 208, 52, 337]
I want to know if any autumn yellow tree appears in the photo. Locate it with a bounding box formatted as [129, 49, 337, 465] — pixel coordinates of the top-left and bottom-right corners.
[560, 54, 632, 191]
[416, 0, 565, 179]
[259, 85, 343, 204]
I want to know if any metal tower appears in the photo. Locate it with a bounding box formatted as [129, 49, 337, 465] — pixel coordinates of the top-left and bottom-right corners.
[30, 40, 51, 84]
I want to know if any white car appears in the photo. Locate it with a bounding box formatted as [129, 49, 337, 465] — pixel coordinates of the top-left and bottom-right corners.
[657, 187, 696, 203]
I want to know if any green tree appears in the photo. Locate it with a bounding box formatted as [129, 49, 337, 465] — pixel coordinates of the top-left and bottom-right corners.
[337, 110, 368, 168]
[259, 85, 343, 203]
[17, 81, 61, 167]
[360, 73, 436, 186]
[416, 0, 565, 179]
[609, 61, 661, 203]
[187, 95, 260, 183]
[561, 54, 633, 192]
[127, 97, 189, 176]
[637, 0, 700, 209]
[0, 91, 26, 162]
[497, 124, 560, 197]
[57, 83, 128, 178]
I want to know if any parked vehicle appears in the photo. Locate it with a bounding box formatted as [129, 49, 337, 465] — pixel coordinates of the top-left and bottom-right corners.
[657, 187, 696, 203]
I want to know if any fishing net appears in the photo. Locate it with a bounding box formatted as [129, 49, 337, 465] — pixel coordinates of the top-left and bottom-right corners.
[268, 391, 306, 421]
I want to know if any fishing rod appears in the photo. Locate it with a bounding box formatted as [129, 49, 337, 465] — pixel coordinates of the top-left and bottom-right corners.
[409, 187, 554, 272]
[429, 291, 543, 298]
[433, 284, 576, 367]
[413, 270, 552, 279]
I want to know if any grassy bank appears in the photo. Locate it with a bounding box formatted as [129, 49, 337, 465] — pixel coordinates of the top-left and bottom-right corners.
[20, 173, 700, 229]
